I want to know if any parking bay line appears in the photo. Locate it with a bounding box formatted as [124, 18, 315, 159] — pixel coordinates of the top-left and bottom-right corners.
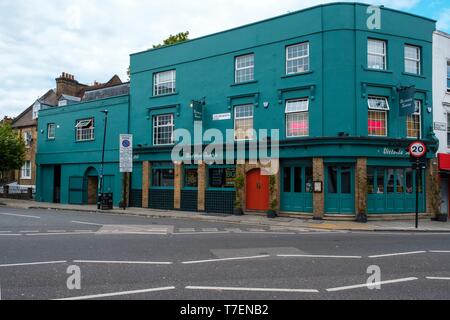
[182, 255, 270, 265]
[73, 260, 173, 265]
[368, 251, 427, 259]
[186, 286, 319, 294]
[71, 221, 103, 226]
[0, 261, 67, 268]
[429, 250, 450, 253]
[426, 277, 450, 281]
[278, 254, 362, 259]
[55, 286, 176, 301]
[0, 212, 40, 219]
[326, 277, 418, 292]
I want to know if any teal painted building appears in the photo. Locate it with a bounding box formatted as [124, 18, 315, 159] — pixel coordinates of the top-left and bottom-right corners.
[36, 3, 438, 219]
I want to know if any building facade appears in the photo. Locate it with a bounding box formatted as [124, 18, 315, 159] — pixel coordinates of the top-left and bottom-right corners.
[36, 3, 439, 220]
[433, 31, 450, 218]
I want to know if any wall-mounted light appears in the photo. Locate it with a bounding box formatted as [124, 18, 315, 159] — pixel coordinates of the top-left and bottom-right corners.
[263, 102, 270, 109]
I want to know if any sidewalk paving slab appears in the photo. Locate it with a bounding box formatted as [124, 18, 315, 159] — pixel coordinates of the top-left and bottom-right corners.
[0, 198, 449, 233]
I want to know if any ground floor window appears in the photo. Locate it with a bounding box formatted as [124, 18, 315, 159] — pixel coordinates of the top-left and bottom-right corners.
[21, 161, 31, 179]
[184, 168, 198, 188]
[209, 167, 236, 188]
[283, 166, 313, 193]
[368, 167, 422, 195]
[152, 168, 174, 187]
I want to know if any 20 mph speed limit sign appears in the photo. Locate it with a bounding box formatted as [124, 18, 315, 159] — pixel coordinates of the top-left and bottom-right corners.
[409, 141, 427, 158]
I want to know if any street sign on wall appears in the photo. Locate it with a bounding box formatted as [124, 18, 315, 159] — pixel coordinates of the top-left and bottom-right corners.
[120, 134, 133, 173]
[191, 100, 204, 122]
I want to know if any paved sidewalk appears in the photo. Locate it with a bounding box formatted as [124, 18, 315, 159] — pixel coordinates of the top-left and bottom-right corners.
[1, 198, 449, 232]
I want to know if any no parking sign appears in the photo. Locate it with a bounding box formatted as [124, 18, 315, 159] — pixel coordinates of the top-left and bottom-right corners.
[120, 134, 133, 173]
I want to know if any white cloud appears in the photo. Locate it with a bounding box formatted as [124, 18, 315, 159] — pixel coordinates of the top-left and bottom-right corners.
[437, 8, 450, 31]
[0, 0, 427, 118]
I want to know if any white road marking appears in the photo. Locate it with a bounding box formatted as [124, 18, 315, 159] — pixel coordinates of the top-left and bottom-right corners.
[0, 231, 11, 233]
[426, 277, 450, 281]
[48, 230, 67, 233]
[246, 229, 266, 232]
[202, 228, 219, 232]
[19, 231, 39, 233]
[0, 212, 40, 219]
[182, 255, 270, 265]
[0, 261, 67, 268]
[55, 286, 176, 300]
[27, 232, 95, 236]
[186, 286, 319, 293]
[71, 221, 103, 226]
[368, 251, 427, 258]
[278, 254, 362, 259]
[429, 250, 450, 253]
[178, 228, 196, 233]
[74, 230, 94, 233]
[73, 260, 173, 265]
[326, 277, 418, 292]
[174, 231, 230, 235]
[0, 234, 21, 236]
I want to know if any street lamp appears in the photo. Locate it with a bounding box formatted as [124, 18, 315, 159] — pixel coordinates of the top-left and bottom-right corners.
[98, 109, 109, 210]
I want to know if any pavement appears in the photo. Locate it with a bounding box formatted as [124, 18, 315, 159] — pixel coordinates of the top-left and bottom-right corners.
[0, 198, 449, 232]
[1, 206, 450, 300]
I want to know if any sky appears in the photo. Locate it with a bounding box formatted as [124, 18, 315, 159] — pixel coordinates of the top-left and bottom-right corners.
[0, 0, 449, 119]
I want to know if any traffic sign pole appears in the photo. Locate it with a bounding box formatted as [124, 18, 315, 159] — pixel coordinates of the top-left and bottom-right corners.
[408, 141, 427, 229]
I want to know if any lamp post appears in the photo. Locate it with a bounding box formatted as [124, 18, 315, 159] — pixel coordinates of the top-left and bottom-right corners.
[98, 109, 109, 210]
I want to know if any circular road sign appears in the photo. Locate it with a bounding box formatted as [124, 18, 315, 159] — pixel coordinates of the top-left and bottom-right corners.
[122, 140, 131, 148]
[409, 141, 427, 158]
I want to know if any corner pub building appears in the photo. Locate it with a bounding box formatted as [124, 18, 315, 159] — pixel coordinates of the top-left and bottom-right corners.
[36, 3, 439, 220]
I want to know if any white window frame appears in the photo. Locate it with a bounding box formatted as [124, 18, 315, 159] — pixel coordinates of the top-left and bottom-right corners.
[447, 60, 450, 92]
[235, 54, 255, 84]
[23, 131, 32, 148]
[404, 45, 421, 75]
[153, 114, 174, 146]
[21, 160, 31, 179]
[368, 39, 387, 70]
[234, 104, 254, 141]
[368, 96, 389, 137]
[285, 99, 310, 138]
[153, 70, 176, 96]
[75, 118, 94, 142]
[407, 100, 422, 139]
[286, 42, 310, 75]
[47, 123, 56, 140]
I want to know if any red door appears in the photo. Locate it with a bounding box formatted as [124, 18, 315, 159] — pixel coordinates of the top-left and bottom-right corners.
[246, 169, 270, 211]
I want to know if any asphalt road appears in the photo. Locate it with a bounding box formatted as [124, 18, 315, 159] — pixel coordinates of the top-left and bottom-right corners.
[0, 206, 449, 300]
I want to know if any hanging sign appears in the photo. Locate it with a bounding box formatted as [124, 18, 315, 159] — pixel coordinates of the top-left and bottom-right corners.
[399, 86, 417, 116]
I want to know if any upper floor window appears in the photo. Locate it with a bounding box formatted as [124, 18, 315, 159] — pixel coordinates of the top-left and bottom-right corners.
[234, 104, 254, 141]
[235, 54, 254, 84]
[23, 131, 32, 148]
[21, 160, 31, 179]
[47, 123, 56, 140]
[447, 60, 450, 92]
[75, 118, 94, 142]
[154, 70, 176, 96]
[405, 45, 421, 75]
[153, 114, 174, 146]
[368, 39, 387, 70]
[368, 96, 389, 137]
[407, 100, 421, 139]
[286, 42, 309, 75]
[285, 99, 309, 138]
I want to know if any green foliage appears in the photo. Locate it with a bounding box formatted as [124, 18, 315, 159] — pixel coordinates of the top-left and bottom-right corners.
[234, 170, 245, 209]
[0, 123, 26, 174]
[153, 31, 190, 49]
[269, 175, 278, 211]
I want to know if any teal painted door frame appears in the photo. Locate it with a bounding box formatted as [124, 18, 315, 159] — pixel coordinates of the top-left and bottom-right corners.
[280, 165, 313, 213]
[325, 165, 355, 214]
[367, 167, 425, 214]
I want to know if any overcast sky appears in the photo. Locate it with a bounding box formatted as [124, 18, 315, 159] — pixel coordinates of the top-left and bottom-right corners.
[0, 0, 449, 119]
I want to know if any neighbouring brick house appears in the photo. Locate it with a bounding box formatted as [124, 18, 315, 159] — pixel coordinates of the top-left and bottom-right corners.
[11, 72, 123, 188]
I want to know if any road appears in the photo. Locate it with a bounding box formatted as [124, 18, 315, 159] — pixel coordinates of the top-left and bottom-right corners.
[0, 206, 449, 300]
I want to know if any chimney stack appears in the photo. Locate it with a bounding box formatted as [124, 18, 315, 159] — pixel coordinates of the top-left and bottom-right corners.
[56, 72, 84, 97]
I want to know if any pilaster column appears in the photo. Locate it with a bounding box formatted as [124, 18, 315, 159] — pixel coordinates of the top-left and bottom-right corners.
[313, 158, 325, 219]
[355, 158, 368, 217]
[142, 161, 150, 208]
[174, 162, 182, 210]
[198, 161, 206, 212]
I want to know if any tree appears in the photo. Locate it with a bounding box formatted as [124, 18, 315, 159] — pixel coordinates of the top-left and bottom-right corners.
[152, 31, 190, 49]
[127, 31, 190, 80]
[0, 123, 25, 183]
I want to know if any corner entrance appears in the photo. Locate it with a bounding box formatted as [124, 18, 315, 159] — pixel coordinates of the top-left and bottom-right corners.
[325, 165, 355, 214]
[246, 169, 269, 211]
